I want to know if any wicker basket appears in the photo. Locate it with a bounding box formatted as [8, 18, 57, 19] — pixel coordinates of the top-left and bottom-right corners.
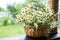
[24, 26, 49, 37]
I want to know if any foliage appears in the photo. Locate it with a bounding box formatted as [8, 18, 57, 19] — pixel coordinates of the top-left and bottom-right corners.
[0, 16, 9, 25]
[7, 3, 25, 18]
[8, 18, 17, 25]
[26, 0, 40, 3]
[26, 0, 46, 3]
[0, 16, 17, 26]
[0, 7, 5, 12]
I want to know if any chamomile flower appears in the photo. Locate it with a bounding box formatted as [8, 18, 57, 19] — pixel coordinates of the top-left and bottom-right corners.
[34, 23, 38, 29]
[46, 13, 50, 17]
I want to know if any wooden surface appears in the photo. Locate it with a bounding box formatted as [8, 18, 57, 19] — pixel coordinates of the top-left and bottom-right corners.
[19, 30, 60, 40]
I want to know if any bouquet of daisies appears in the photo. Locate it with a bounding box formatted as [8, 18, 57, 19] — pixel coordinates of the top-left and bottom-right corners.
[16, 2, 57, 29]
